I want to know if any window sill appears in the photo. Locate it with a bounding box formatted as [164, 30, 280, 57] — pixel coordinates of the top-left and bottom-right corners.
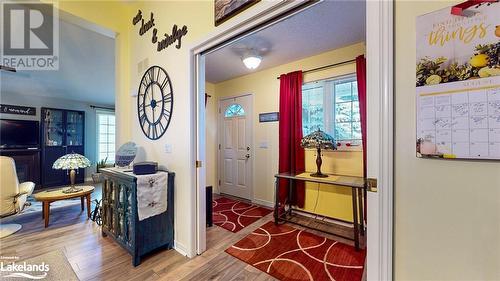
[335, 145, 363, 152]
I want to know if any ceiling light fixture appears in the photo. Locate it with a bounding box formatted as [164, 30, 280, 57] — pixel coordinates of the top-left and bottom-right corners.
[242, 53, 262, 70]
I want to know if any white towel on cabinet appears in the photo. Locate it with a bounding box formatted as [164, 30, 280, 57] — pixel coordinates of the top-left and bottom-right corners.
[136, 172, 168, 221]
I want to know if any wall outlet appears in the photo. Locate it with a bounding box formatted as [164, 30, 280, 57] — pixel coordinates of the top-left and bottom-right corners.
[165, 144, 172, 153]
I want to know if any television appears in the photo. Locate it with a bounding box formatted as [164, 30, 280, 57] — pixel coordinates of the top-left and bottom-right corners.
[0, 119, 40, 149]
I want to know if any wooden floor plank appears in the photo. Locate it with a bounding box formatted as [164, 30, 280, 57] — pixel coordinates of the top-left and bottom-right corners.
[0, 194, 365, 281]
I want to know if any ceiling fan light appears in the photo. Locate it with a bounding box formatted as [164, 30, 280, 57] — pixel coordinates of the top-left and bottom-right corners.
[242, 55, 262, 70]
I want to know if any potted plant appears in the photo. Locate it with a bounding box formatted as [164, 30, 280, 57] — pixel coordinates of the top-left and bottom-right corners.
[91, 157, 108, 183]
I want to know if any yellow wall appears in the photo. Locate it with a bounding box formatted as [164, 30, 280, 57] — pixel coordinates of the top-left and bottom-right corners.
[127, 1, 215, 255]
[209, 42, 365, 221]
[395, 1, 500, 280]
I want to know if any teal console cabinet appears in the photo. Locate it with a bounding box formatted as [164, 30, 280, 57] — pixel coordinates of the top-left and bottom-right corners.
[100, 168, 174, 266]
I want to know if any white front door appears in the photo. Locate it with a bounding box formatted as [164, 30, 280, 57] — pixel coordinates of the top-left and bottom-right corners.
[219, 95, 253, 200]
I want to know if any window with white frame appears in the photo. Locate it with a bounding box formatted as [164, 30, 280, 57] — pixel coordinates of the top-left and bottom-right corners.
[302, 75, 361, 146]
[97, 111, 115, 164]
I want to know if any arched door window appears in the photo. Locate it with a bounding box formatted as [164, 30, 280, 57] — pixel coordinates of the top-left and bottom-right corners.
[224, 104, 245, 117]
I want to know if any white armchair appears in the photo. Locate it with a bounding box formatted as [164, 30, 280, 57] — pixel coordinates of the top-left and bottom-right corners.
[0, 156, 35, 217]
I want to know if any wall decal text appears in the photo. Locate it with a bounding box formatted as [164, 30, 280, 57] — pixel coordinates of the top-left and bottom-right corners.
[133, 10, 188, 52]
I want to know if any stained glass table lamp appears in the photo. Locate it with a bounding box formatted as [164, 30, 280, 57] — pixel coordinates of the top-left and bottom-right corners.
[300, 128, 337, 177]
[53, 153, 91, 193]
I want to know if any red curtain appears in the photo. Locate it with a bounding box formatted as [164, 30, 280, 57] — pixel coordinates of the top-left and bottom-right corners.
[279, 71, 306, 208]
[356, 55, 367, 221]
[356, 55, 367, 177]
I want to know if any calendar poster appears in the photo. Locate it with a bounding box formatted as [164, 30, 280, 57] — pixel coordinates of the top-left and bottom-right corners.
[416, 3, 500, 160]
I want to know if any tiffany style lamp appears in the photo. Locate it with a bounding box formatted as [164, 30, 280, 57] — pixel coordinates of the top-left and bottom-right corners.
[53, 153, 91, 193]
[300, 129, 337, 178]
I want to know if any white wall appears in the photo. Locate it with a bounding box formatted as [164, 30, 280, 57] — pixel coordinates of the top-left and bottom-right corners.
[0, 92, 109, 180]
[395, 1, 500, 280]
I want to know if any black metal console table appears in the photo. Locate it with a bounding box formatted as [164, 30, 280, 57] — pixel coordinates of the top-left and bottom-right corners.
[274, 172, 366, 250]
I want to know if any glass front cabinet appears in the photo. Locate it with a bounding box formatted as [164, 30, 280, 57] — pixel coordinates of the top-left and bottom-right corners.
[41, 108, 85, 187]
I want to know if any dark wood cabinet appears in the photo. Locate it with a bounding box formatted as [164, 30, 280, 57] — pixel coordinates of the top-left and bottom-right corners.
[41, 108, 85, 187]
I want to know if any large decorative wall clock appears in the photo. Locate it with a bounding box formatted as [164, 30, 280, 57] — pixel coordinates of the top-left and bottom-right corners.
[137, 65, 173, 140]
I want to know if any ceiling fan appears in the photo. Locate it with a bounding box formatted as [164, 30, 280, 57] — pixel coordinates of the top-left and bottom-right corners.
[230, 37, 272, 70]
[230, 36, 272, 57]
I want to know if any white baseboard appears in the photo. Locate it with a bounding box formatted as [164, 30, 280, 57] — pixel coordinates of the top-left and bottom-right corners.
[174, 240, 189, 257]
[252, 198, 274, 208]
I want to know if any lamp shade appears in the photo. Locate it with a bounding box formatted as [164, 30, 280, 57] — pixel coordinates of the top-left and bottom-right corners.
[52, 153, 91, 170]
[300, 128, 337, 150]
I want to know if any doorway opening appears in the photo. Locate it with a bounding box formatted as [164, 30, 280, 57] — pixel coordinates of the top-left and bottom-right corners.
[200, 0, 372, 277]
[192, 1, 392, 278]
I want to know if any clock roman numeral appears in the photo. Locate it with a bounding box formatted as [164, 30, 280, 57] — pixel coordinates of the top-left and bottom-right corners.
[139, 113, 147, 126]
[163, 95, 172, 103]
[159, 120, 165, 132]
[160, 76, 169, 90]
[148, 68, 155, 85]
[151, 124, 158, 139]
[141, 77, 150, 90]
[162, 108, 171, 120]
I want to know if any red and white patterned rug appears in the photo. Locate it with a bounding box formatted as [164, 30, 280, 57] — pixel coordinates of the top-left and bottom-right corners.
[226, 221, 366, 281]
[212, 197, 272, 233]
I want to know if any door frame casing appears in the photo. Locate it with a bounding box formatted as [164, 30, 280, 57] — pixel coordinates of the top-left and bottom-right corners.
[366, 1, 394, 280]
[188, 4, 394, 280]
[217, 94, 254, 201]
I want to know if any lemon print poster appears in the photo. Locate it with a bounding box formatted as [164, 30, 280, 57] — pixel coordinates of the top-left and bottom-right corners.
[416, 3, 500, 160]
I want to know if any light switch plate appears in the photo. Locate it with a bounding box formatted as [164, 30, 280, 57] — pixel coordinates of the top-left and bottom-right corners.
[259, 141, 268, 149]
[165, 144, 172, 153]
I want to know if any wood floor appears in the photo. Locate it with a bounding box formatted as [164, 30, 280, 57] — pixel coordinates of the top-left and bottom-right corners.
[0, 196, 365, 281]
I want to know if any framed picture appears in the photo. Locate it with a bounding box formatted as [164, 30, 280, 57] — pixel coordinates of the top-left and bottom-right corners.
[214, 0, 260, 26]
[259, 112, 279, 123]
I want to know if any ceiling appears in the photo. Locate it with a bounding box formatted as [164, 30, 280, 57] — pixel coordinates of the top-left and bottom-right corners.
[205, 0, 366, 83]
[1, 16, 115, 106]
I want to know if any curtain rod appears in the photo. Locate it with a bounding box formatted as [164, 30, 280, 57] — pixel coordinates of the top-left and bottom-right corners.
[276, 58, 357, 80]
[90, 105, 115, 111]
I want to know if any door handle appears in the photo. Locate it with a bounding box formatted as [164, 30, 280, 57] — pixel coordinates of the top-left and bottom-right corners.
[245, 154, 250, 159]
